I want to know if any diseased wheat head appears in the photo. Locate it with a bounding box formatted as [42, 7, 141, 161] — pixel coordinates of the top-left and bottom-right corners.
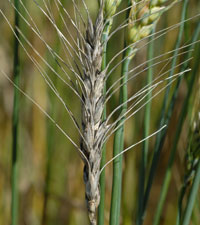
[80, 1, 178, 223]
[0, 0, 199, 224]
[80, 5, 105, 224]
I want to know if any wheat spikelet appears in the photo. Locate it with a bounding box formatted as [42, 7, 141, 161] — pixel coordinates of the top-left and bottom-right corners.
[126, 0, 178, 59]
[80, 4, 105, 225]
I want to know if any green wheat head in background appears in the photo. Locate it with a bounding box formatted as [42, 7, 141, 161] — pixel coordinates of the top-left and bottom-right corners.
[0, 0, 200, 225]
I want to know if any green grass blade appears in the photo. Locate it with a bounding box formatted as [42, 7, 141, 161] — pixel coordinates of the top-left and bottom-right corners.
[109, 2, 132, 223]
[191, 199, 200, 225]
[144, 21, 200, 220]
[182, 161, 200, 225]
[137, 29, 155, 225]
[153, 40, 200, 225]
[142, 0, 189, 219]
[176, 184, 187, 225]
[110, 47, 132, 225]
[11, 1, 21, 225]
[175, 22, 200, 225]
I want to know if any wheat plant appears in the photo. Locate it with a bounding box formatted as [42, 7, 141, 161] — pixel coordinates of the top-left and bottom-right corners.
[0, 0, 200, 225]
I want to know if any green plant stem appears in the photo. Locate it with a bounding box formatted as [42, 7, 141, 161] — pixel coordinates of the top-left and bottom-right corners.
[144, 21, 200, 221]
[110, 47, 132, 225]
[153, 41, 200, 225]
[98, 23, 109, 225]
[176, 184, 187, 225]
[191, 200, 200, 225]
[109, 2, 133, 224]
[181, 161, 200, 225]
[137, 29, 154, 225]
[142, 0, 188, 221]
[11, 1, 20, 225]
[175, 26, 200, 225]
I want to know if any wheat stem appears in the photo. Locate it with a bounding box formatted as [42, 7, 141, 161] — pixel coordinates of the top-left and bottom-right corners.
[182, 161, 200, 225]
[137, 27, 155, 225]
[110, 45, 132, 225]
[143, 26, 200, 220]
[152, 1, 191, 223]
[141, 0, 190, 219]
[176, 36, 200, 225]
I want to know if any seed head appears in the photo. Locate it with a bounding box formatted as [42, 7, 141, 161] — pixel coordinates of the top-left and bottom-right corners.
[103, 0, 122, 33]
[126, 0, 167, 46]
[104, 0, 122, 18]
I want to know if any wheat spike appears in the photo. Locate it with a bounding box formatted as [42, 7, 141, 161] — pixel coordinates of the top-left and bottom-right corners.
[79, 1, 181, 223]
[79, 4, 106, 225]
